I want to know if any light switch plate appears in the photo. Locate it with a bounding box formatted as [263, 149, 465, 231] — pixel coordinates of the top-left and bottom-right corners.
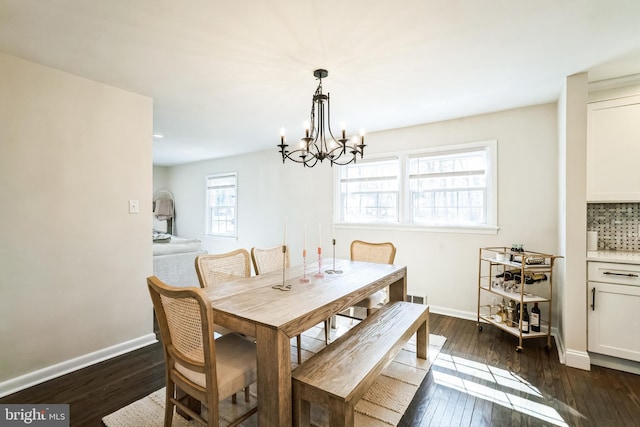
[129, 199, 139, 214]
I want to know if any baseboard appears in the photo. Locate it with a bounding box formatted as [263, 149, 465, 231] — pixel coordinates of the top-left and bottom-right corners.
[564, 349, 591, 371]
[589, 352, 640, 375]
[0, 334, 158, 398]
[429, 305, 477, 321]
[552, 326, 565, 364]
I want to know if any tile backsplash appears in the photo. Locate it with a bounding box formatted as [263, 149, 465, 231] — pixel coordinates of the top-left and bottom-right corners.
[587, 203, 640, 251]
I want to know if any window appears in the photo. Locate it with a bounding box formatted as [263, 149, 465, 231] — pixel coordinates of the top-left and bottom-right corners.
[338, 158, 400, 223]
[408, 147, 490, 225]
[205, 173, 237, 237]
[335, 140, 497, 232]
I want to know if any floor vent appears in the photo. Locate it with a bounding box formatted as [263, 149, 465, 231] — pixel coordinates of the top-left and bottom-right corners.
[406, 294, 427, 305]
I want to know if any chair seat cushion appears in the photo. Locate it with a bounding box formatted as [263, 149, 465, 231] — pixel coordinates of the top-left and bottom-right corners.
[175, 333, 257, 400]
[354, 289, 386, 309]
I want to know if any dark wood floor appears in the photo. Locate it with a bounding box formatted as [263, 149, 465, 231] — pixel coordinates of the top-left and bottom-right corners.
[2, 313, 639, 426]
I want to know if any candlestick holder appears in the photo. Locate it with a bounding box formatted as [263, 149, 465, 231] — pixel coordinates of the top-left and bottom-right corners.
[325, 238, 343, 274]
[314, 247, 325, 278]
[300, 249, 310, 283]
[272, 244, 291, 291]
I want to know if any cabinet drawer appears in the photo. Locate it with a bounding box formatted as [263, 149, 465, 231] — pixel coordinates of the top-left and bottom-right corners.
[588, 262, 640, 286]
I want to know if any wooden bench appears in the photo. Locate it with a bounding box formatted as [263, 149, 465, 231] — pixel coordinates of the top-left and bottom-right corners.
[292, 301, 429, 427]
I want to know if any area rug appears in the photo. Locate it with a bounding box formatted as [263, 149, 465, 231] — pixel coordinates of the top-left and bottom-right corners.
[103, 316, 445, 427]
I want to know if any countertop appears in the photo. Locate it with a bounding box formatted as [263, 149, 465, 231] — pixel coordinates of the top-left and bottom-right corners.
[587, 250, 640, 264]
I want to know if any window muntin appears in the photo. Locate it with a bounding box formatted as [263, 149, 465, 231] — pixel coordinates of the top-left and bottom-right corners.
[339, 158, 399, 223]
[205, 173, 237, 237]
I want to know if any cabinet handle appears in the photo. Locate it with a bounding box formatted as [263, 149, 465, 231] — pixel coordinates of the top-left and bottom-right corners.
[591, 287, 596, 311]
[602, 271, 638, 278]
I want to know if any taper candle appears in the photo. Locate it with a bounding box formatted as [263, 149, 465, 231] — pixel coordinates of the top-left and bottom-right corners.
[332, 216, 335, 239]
[283, 216, 288, 245]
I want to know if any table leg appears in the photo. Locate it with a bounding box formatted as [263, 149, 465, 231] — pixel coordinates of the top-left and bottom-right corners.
[387, 273, 407, 303]
[256, 325, 292, 426]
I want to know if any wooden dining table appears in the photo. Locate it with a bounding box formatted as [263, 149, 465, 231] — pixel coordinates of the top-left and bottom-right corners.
[202, 257, 407, 427]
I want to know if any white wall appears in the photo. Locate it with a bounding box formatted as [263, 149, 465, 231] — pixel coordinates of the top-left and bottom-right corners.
[153, 165, 171, 192]
[169, 150, 334, 260]
[0, 53, 154, 395]
[166, 103, 559, 319]
[557, 73, 590, 370]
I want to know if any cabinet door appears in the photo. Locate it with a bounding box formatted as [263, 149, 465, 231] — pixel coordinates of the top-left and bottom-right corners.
[588, 282, 640, 361]
[587, 95, 640, 202]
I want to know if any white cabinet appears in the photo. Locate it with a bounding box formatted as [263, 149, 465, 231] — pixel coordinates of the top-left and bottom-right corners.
[588, 261, 640, 362]
[587, 95, 640, 202]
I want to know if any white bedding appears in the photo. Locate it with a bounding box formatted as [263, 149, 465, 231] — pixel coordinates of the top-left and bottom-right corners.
[153, 235, 203, 256]
[152, 235, 206, 287]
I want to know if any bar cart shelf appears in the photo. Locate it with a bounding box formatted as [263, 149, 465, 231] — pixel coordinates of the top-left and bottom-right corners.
[477, 247, 561, 352]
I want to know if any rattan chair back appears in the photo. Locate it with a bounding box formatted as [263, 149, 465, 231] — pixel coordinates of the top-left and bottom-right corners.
[147, 276, 257, 427]
[195, 249, 251, 288]
[350, 240, 396, 264]
[251, 245, 290, 275]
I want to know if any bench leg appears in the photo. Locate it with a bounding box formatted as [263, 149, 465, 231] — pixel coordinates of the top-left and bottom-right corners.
[291, 380, 311, 427]
[292, 382, 310, 427]
[329, 398, 354, 427]
[416, 308, 429, 360]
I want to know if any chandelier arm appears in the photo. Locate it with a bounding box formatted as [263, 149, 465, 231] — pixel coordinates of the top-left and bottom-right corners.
[329, 153, 358, 166]
[281, 149, 316, 165]
[324, 91, 340, 145]
[309, 81, 321, 138]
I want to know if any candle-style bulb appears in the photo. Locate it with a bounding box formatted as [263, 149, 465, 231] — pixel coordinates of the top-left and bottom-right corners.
[280, 127, 286, 143]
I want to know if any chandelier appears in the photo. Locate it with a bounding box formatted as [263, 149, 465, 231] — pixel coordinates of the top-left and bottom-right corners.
[278, 69, 365, 167]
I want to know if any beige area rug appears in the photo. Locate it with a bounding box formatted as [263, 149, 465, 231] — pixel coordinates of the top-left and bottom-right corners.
[103, 316, 446, 427]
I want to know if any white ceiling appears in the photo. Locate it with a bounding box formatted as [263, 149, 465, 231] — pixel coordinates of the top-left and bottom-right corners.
[2, 0, 640, 166]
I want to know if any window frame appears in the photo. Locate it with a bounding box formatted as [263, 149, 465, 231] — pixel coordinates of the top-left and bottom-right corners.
[334, 140, 498, 234]
[204, 172, 238, 238]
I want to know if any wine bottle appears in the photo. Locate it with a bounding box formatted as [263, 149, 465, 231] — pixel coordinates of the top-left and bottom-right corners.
[507, 299, 516, 326]
[531, 302, 541, 332]
[522, 303, 530, 334]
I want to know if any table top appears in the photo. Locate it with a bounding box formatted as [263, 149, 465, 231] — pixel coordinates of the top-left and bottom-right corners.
[203, 258, 406, 336]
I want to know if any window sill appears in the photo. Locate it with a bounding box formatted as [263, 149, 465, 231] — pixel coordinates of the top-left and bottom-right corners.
[203, 233, 238, 240]
[335, 223, 499, 235]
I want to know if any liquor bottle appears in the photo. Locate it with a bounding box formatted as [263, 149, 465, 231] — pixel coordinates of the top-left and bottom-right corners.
[507, 299, 516, 326]
[531, 302, 541, 332]
[521, 303, 530, 333]
[495, 304, 503, 323]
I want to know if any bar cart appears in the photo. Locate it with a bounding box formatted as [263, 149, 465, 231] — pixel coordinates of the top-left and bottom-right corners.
[477, 247, 561, 352]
